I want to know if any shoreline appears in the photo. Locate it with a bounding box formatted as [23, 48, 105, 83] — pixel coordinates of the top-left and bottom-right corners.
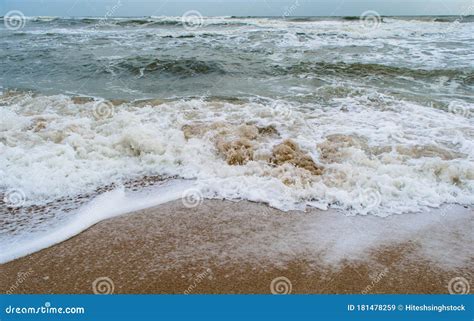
[1, 200, 472, 294]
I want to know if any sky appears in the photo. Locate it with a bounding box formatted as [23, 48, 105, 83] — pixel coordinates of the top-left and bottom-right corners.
[1, 0, 473, 17]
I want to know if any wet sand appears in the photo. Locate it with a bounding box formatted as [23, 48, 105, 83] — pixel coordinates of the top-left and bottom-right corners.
[1, 200, 472, 294]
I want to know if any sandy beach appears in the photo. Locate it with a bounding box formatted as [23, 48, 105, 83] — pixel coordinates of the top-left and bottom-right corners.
[2, 14, 474, 296]
[1, 200, 472, 294]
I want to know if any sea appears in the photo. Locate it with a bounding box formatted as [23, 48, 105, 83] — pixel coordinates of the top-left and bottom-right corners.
[0, 16, 473, 263]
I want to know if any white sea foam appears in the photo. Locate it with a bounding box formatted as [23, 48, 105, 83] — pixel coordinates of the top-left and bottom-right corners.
[1, 16, 473, 264]
[6, 17, 473, 70]
[1, 93, 473, 215]
[0, 180, 195, 264]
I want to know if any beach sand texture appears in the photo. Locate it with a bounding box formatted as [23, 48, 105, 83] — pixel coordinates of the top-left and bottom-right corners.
[1, 201, 472, 294]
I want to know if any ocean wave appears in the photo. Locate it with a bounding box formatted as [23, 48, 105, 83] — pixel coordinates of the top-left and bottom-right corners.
[282, 62, 474, 84]
[99, 56, 227, 77]
[93, 58, 473, 84]
[1, 89, 473, 265]
[4, 16, 473, 27]
[1, 91, 473, 214]
[114, 19, 181, 27]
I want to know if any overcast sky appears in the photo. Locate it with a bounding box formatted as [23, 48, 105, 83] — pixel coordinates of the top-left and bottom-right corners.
[1, 0, 473, 17]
